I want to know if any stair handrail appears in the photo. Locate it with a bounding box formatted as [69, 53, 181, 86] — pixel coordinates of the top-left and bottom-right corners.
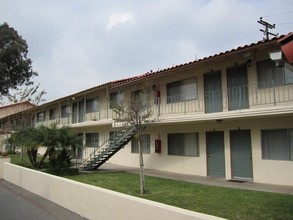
[79, 134, 112, 168]
[80, 103, 152, 170]
[79, 126, 136, 169]
[79, 116, 134, 169]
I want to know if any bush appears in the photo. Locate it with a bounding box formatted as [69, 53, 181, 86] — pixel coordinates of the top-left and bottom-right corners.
[45, 167, 79, 176]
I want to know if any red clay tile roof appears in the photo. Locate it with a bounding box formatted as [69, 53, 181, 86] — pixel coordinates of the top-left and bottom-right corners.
[110, 33, 291, 88]
[39, 33, 291, 106]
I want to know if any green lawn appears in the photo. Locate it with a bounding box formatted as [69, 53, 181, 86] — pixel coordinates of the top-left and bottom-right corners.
[10, 155, 293, 220]
[65, 171, 293, 220]
[10, 153, 34, 167]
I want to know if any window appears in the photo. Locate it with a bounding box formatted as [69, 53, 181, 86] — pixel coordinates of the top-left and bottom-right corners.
[110, 92, 123, 109]
[86, 98, 99, 113]
[131, 134, 150, 154]
[37, 111, 46, 122]
[168, 133, 199, 156]
[74, 133, 84, 159]
[131, 90, 142, 105]
[262, 129, 293, 161]
[72, 103, 78, 123]
[86, 133, 99, 148]
[61, 105, 70, 118]
[49, 108, 56, 120]
[167, 77, 197, 103]
[131, 89, 149, 107]
[257, 59, 293, 88]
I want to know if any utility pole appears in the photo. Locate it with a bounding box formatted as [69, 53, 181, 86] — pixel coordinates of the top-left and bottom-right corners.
[258, 17, 278, 40]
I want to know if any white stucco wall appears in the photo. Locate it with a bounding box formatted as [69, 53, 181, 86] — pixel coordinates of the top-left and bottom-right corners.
[0, 157, 10, 178]
[109, 116, 293, 186]
[2, 162, 225, 220]
[109, 124, 208, 176]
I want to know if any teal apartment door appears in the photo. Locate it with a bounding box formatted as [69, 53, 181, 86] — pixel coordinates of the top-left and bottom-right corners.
[204, 71, 223, 113]
[230, 130, 253, 180]
[206, 131, 225, 177]
[227, 65, 249, 110]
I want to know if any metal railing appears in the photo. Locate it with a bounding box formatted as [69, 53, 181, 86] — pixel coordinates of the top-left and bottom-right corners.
[158, 80, 293, 115]
[79, 113, 136, 170]
[34, 78, 293, 128]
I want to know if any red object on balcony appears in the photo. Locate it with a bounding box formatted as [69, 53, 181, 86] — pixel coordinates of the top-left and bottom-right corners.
[278, 33, 293, 64]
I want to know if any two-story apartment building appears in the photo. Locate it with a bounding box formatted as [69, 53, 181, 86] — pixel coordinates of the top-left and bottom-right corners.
[1, 33, 293, 186]
[0, 102, 35, 152]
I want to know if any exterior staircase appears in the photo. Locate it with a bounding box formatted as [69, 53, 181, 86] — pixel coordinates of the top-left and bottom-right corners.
[79, 126, 136, 171]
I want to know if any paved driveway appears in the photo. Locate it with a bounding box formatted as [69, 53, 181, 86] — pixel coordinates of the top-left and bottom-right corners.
[0, 179, 87, 220]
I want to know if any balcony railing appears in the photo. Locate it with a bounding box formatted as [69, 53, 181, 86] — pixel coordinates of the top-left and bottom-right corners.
[158, 79, 293, 116]
[34, 79, 293, 127]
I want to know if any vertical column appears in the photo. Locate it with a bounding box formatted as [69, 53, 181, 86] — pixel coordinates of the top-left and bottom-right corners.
[224, 130, 232, 179]
[222, 67, 228, 111]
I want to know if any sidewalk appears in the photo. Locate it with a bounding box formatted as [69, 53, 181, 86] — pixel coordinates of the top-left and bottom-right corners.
[99, 163, 293, 195]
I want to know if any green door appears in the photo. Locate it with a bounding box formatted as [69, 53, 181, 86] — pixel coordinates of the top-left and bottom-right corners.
[227, 65, 249, 110]
[230, 130, 253, 180]
[206, 131, 225, 177]
[204, 71, 223, 113]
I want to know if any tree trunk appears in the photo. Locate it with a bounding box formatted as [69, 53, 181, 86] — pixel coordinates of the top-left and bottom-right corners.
[37, 147, 51, 168]
[20, 146, 24, 162]
[27, 148, 38, 168]
[138, 139, 145, 194]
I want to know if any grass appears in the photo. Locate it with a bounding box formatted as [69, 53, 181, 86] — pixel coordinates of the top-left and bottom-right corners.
[10, 154, 293, 219]
[10, 153, 51, 167]
[9, 154, 78, 175]
[10, 153, 35, 167]
[65, 171, 293, 220]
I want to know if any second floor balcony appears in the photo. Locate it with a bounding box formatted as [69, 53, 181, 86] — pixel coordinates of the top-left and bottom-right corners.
[159, 78, 293, 119]
[34, 78, 293, 128]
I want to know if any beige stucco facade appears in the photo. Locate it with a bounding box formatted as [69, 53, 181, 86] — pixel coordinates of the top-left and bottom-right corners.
[0, 102, 34, 119]
[1, 34, 292, 186]
[109, 116, 293, 186]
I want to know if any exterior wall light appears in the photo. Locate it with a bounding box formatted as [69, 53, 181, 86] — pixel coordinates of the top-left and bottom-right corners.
[269, 51, 284, 67]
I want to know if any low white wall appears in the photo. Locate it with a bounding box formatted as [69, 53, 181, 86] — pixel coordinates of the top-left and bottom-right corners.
[0, 157, 10, 179]
[2, 162, 225, 220]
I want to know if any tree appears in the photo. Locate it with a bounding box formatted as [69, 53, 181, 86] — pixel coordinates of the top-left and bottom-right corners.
[37, 124, 79, 172]
[0, 23, 38, 96]
[6, 127, 41, 168]
[2, 109, 35, 162]
[0, 83, 46, 105]
[6, 124, 79, 171]
[113, 88, 153, 194]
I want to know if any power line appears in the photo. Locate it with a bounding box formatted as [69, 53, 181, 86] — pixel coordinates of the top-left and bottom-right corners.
[257, 17, 278, 40]
[262, 10, 293, 18]
[275, 22, 293, 25]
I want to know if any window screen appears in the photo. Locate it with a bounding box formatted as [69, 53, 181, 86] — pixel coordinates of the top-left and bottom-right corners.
[262, 129, 293, 160]
[167, 77, 197, 103]
[168, 133, 199, 156]
[131, 134, 150, 154]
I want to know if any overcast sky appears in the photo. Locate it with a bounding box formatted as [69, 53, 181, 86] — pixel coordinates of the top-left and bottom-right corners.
[1, 0, 293, 103]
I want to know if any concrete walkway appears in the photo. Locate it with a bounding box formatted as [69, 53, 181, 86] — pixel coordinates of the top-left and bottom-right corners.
[99, 163, 293, 195]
